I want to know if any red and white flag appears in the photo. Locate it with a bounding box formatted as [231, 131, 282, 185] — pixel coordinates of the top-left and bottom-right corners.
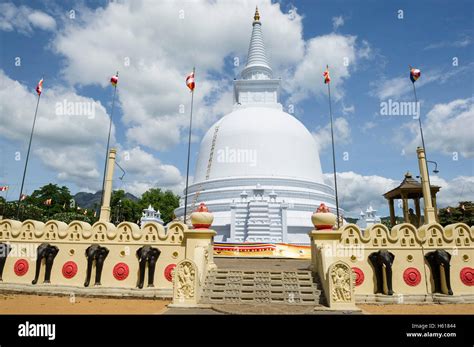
[0, 186, 8, 191]
[323, 66, 331, 84]
[20, 194, 27, 201]
[110, 74, 119, 87]
[44, 198, 52, 206]
[186, 71, 195, 91]
[36, 78, 43, 95]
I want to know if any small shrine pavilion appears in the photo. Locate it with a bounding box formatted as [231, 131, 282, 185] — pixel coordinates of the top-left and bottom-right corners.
[383, 172, 440, 227]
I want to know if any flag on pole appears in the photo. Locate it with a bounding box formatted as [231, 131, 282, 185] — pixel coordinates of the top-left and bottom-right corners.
[20, 194, 27, 201]
[410, 67, 421, 83]
[44, 198, 52, 206]
[36, 78, 43, 95]
[186, 71, 195, 91]
[110, 74, 119, 87]
[323, 66, 331, 84]
[0, 186, 8, 191]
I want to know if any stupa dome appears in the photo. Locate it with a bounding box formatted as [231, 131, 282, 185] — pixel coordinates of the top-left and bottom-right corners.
[194, 107, 324, 184]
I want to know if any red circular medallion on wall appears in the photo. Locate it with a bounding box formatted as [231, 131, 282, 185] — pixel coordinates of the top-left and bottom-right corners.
[460, 267, 474, 286]
[403, 267, 421, 286]
[14, 259, 29, 276]
[351, 267, 364, 286]
[164, 264, 176, 282]
[113, 263, 129, 281]
[62, 261, 78, 279]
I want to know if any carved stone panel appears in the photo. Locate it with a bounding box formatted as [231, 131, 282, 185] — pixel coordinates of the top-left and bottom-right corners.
[329, 261, 354, 303]
[172, 259, 199, 306]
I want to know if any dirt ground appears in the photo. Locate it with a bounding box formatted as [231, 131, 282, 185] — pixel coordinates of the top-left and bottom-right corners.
[359, 303, 474, 315]
[1, 293, 473, 314]
[0, 293, 170, 314]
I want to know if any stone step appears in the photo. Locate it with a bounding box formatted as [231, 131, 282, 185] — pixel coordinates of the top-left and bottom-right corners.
[200, 269, 324, 306]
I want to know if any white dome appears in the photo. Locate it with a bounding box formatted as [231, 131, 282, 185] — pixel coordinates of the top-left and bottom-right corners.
[193, 107, 324, 184]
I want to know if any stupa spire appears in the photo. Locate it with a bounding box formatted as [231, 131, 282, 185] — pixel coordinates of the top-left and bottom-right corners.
[241, 7, 272, 79]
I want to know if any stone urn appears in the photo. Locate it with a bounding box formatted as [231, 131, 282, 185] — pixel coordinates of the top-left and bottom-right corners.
[311, 203, 337, 230]
[190, 203, 214, 229]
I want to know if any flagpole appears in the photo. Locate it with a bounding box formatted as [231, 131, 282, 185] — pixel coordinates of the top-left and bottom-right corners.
[411, 74, 433, 209]
[183, 67, 195, 224]
[17, 79, 43, 220]
[100, 72, 118, 212]
[326, 66, 340, 228]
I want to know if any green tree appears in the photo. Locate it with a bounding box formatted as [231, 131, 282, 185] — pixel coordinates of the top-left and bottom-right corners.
[27, 183, 73, 219]
[110, 190, 141, 224]
[140, 188, 179, 224]
[438, 201, 473, 226]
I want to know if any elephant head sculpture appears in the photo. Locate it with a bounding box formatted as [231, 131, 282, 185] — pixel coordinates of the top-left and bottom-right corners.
[425, 249, 453, 295]
[84, 245, 109, 287]
[136, 246, 161, 289]
[369, 250, 395, 295]
[32, 243, 59, 285]
[0, 243, 12, 281]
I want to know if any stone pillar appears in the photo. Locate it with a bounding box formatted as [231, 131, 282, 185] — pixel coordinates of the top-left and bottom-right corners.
[389, 199, 395, 227]
[414, 198, 421, 227]
[416, 147, 436, 224]
[402, 196, 409, 223]
[184, 228, 217, 283]
[281, 203, 288, 243]
[100, 148, 116, 222]
[432, 196, 439, 222]
[230, 203, 236, 242]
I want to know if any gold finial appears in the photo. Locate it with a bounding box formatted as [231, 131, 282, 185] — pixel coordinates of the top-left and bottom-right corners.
[254, 6, 260, 21]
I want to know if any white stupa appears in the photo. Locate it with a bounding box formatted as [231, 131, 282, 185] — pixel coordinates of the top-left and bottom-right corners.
[175, 8, 337, 244]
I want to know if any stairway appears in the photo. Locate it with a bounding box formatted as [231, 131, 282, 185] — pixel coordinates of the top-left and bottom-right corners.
[200, 268, 325, 306]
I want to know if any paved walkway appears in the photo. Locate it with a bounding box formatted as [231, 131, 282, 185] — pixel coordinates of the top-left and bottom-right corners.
[164, 303, 361, 315]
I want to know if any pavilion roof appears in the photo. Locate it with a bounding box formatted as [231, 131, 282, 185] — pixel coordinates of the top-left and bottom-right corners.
[383, 171, 440, 200]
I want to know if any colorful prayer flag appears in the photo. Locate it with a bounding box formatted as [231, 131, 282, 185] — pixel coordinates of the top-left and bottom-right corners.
[410, 68, 421, 83]
[36, 78, 43, 95]
[323, 66, 331, 84]
[186, 71, 195, 91]
[0, 186, 8, 191]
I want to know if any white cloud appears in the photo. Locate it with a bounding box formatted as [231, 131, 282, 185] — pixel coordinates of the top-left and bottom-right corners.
[0, 70, 182, 193]
[0, 3, 56, 34]
[0, 70, 111, 190]
[118, 146, 182, 188]
[312, 117, 351, 151]
[424, 36, 471, 50]
[430, 175, 474, 207]
[52, 0, 305, 151]
[332, 16, 344, 30]
[370, 64, 474, 100]
[401, 98, 474, 158]
[361, 121, 376, 132]
[324, 171, 474, 216]
[287, 33, 370, 103]
[342, 104, 355, 115]
[324, 171, 398, 215]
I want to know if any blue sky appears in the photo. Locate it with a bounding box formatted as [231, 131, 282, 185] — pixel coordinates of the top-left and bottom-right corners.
[0, 0, 472, 217]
